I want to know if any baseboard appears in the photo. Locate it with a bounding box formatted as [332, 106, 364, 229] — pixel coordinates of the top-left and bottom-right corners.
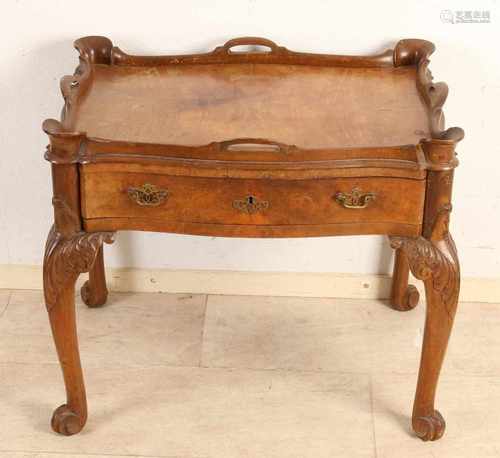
[0, 264, 499, 303]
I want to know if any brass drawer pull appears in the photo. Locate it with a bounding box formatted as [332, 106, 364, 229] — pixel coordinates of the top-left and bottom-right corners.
[127, 183, 168, 206]
[335, 187, 376, 209]
[233, 195, 269, 214]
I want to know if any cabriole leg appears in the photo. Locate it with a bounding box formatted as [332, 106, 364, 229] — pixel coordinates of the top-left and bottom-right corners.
[81, 246, 108, 307]
[390, 208, 460, 441]
[413, 244, 459, 440]
[43, 226, 114, 435]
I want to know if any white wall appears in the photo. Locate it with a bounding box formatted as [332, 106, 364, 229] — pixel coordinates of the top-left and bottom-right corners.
[1, 0, 499, 278]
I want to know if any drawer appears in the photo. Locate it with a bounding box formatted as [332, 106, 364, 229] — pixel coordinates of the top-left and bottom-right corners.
[81, 170, 425, 229]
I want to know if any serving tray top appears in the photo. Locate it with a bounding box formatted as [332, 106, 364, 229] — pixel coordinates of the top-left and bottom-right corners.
[44, 36, 463, 176]
[71, 61, 428, 149]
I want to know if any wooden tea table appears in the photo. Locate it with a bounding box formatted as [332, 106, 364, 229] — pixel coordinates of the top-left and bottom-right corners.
[42, 36, 463, 440]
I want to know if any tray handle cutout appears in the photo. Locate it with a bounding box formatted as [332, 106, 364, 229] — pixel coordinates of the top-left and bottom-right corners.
[219, 37, 280, 54]
[218, 138, 292, 153]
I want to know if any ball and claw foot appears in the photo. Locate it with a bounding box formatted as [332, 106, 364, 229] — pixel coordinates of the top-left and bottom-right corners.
[80, 280, 107, 308]
[413, 410, 446, 441]
[51, 404, 85, 436]
[392, 285, 420, 312]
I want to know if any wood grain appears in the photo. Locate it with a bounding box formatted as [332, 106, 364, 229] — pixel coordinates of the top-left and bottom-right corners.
[71, 63, 429, 149]
[81, 172, 426, 227]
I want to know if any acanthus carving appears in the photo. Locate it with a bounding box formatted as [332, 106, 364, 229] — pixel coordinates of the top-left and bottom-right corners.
[390, 206, 459, 322]
[43, 226, 115, 311]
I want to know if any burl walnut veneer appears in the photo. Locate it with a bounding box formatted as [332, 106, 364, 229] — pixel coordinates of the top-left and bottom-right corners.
[42, 36, 463, 440]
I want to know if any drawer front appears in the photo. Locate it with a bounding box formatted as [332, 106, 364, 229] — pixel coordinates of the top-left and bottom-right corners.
[81, 170, 425, 227]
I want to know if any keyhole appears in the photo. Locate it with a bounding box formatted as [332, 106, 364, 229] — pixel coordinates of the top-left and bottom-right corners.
[247, 196, 255, 204]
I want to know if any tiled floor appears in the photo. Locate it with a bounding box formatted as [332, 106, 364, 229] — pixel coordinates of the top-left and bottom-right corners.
[1, 289, 499, 457]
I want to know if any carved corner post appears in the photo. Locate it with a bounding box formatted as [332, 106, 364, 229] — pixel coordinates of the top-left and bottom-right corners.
[43, 119, 114, 435]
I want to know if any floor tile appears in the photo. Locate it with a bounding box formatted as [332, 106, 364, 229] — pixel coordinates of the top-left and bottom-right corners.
[445, 301, 500, 376]
[202, 295, 494, 378]
[364, 298, 424, 375]
[201, 295, 374, 373]
[0, 362, 374, 458]
[372, 373, 500, 458]
[0, 290, 206, 368]
[367, 300, 500, 377]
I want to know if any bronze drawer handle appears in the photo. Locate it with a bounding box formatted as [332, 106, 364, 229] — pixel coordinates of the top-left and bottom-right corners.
[127, 184, 168, 207]
[233, 195, 269, 214]
[335, 187, 376, 209]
